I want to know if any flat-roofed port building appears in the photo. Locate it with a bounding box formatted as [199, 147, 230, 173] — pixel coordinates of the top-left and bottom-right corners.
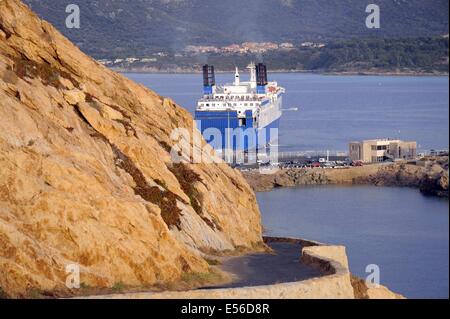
[349, 139, 417, 163]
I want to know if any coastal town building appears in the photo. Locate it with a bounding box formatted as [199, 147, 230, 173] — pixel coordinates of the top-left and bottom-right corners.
[300, 42, 326, 49]
[183, 42, 283, 55]
[280, 42, 295, 50]
[349, 139, 417, 163]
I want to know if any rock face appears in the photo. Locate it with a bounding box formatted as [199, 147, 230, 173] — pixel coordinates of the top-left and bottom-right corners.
[350, 275, 404, 299]
[417, 158, 449, 197]
[0, 0, 262, 297]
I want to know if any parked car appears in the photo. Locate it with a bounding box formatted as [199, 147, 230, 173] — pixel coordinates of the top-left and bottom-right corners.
[323, 162, 336, 168]
[351, 161, 364, 167]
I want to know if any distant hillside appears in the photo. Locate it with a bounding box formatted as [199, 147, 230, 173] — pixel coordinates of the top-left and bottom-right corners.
[105, 36, 449, 75]
[23, 0, 449, 58]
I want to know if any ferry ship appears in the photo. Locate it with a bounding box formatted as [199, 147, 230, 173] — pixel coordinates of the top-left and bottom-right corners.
[195, 63, 285, 152]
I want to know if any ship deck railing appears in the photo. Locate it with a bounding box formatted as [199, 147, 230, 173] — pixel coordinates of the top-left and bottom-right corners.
[199, 96, 267, 102]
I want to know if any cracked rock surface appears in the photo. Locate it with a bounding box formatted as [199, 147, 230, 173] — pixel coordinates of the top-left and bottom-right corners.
[0, 0, 263, 297]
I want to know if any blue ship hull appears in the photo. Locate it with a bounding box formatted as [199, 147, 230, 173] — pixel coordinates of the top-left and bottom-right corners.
[195, 110, 280, 152]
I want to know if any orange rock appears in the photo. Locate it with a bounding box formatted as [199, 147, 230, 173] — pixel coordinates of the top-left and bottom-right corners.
[0, 0, 263, 298]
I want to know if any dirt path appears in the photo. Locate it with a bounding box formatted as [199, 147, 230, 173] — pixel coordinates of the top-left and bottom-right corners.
[209, 242, 322, 289]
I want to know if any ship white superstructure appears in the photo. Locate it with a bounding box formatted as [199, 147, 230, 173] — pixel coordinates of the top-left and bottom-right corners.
[195, 63, 285, 151]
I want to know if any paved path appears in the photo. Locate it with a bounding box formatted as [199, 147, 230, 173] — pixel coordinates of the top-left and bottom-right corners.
[210, 242, 322, 289]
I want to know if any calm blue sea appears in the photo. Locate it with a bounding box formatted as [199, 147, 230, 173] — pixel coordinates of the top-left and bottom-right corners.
[125, 73, 449, 152]
[124, 73, 449, 299]
[257, 186, 449, 299]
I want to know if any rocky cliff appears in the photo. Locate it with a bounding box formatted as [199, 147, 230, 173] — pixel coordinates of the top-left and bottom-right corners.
[0, 0, 263, 298]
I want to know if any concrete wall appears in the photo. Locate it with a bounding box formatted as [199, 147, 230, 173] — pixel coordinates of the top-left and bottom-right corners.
[349, 142, 362, 162]
[84, 237, 356, 299]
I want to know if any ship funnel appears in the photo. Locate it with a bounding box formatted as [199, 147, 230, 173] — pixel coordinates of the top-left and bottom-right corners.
[202, 64, 215, 94]
[256, 63, 268, 94]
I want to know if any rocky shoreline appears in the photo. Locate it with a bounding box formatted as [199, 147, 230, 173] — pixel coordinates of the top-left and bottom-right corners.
[242, 156, 449, 197]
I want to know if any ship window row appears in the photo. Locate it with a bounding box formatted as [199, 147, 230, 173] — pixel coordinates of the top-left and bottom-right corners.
[200, 103, 258, 107]
[206, 95, 264, 101]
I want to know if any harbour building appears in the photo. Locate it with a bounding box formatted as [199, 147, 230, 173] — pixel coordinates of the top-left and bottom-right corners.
[349, 139, 417, 163]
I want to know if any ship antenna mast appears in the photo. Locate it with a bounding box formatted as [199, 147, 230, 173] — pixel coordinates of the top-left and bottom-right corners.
[248, 62, 257, 89]
[234, 67, 240, 86]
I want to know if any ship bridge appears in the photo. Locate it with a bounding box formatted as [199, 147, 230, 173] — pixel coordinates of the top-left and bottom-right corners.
[195, 63, 285, 153]
[197, 63, 285, 115]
